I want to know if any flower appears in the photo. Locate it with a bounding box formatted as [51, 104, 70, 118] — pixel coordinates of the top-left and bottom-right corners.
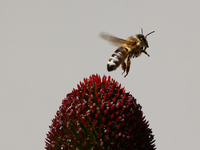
[45, 74, 156, 150]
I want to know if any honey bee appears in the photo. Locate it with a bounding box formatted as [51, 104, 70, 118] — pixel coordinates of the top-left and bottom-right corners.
[100, 29, 155, 77]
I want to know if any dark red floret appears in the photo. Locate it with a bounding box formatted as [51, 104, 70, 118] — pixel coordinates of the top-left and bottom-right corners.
[45, 74, 156, 150]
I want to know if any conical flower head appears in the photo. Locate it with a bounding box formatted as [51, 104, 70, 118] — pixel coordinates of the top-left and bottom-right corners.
[45, 74, 156, 150]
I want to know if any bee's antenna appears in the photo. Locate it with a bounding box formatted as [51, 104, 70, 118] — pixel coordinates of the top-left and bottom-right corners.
[141, 28, 143, 34]
[145, 31, 155, 37]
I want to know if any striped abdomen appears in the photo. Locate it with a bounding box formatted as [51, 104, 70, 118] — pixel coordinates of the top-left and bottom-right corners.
[107, 46, 128, 71]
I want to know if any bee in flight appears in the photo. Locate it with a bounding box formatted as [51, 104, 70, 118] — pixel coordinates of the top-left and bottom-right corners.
[100, 29, 155, 77]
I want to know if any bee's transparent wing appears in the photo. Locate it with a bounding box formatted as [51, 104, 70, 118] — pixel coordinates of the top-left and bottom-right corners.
[99, 32, 126, 47]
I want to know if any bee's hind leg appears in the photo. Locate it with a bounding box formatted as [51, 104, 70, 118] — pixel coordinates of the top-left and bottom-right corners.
[121, 62, 126, 75]
[124, 56, 131, 77]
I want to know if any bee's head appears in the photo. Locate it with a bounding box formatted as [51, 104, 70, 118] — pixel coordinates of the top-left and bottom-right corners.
[137, 29, 155, 48]
[137, 34, 149, 47]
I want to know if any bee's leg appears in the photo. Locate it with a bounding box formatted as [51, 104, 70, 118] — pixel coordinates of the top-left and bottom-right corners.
[121, 62, 126, 75]
[124, 56, 131, 77]
[141, 50, 150, 57]
[140, 48, 150, 57]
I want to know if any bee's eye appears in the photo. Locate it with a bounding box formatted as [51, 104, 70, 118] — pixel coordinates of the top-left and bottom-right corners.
[140, 37, 144, 41]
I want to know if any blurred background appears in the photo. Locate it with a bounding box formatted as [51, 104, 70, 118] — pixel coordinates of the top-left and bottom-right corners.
[1, 0, 200, 149]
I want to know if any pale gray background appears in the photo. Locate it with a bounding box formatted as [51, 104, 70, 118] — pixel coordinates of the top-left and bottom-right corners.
[1, 0, 199, 149]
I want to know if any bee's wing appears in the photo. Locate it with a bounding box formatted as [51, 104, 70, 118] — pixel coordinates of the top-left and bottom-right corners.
[99, 32, 126, 47]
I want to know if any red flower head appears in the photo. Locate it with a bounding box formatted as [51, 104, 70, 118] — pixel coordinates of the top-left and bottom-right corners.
[45, 74, 156, 150]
